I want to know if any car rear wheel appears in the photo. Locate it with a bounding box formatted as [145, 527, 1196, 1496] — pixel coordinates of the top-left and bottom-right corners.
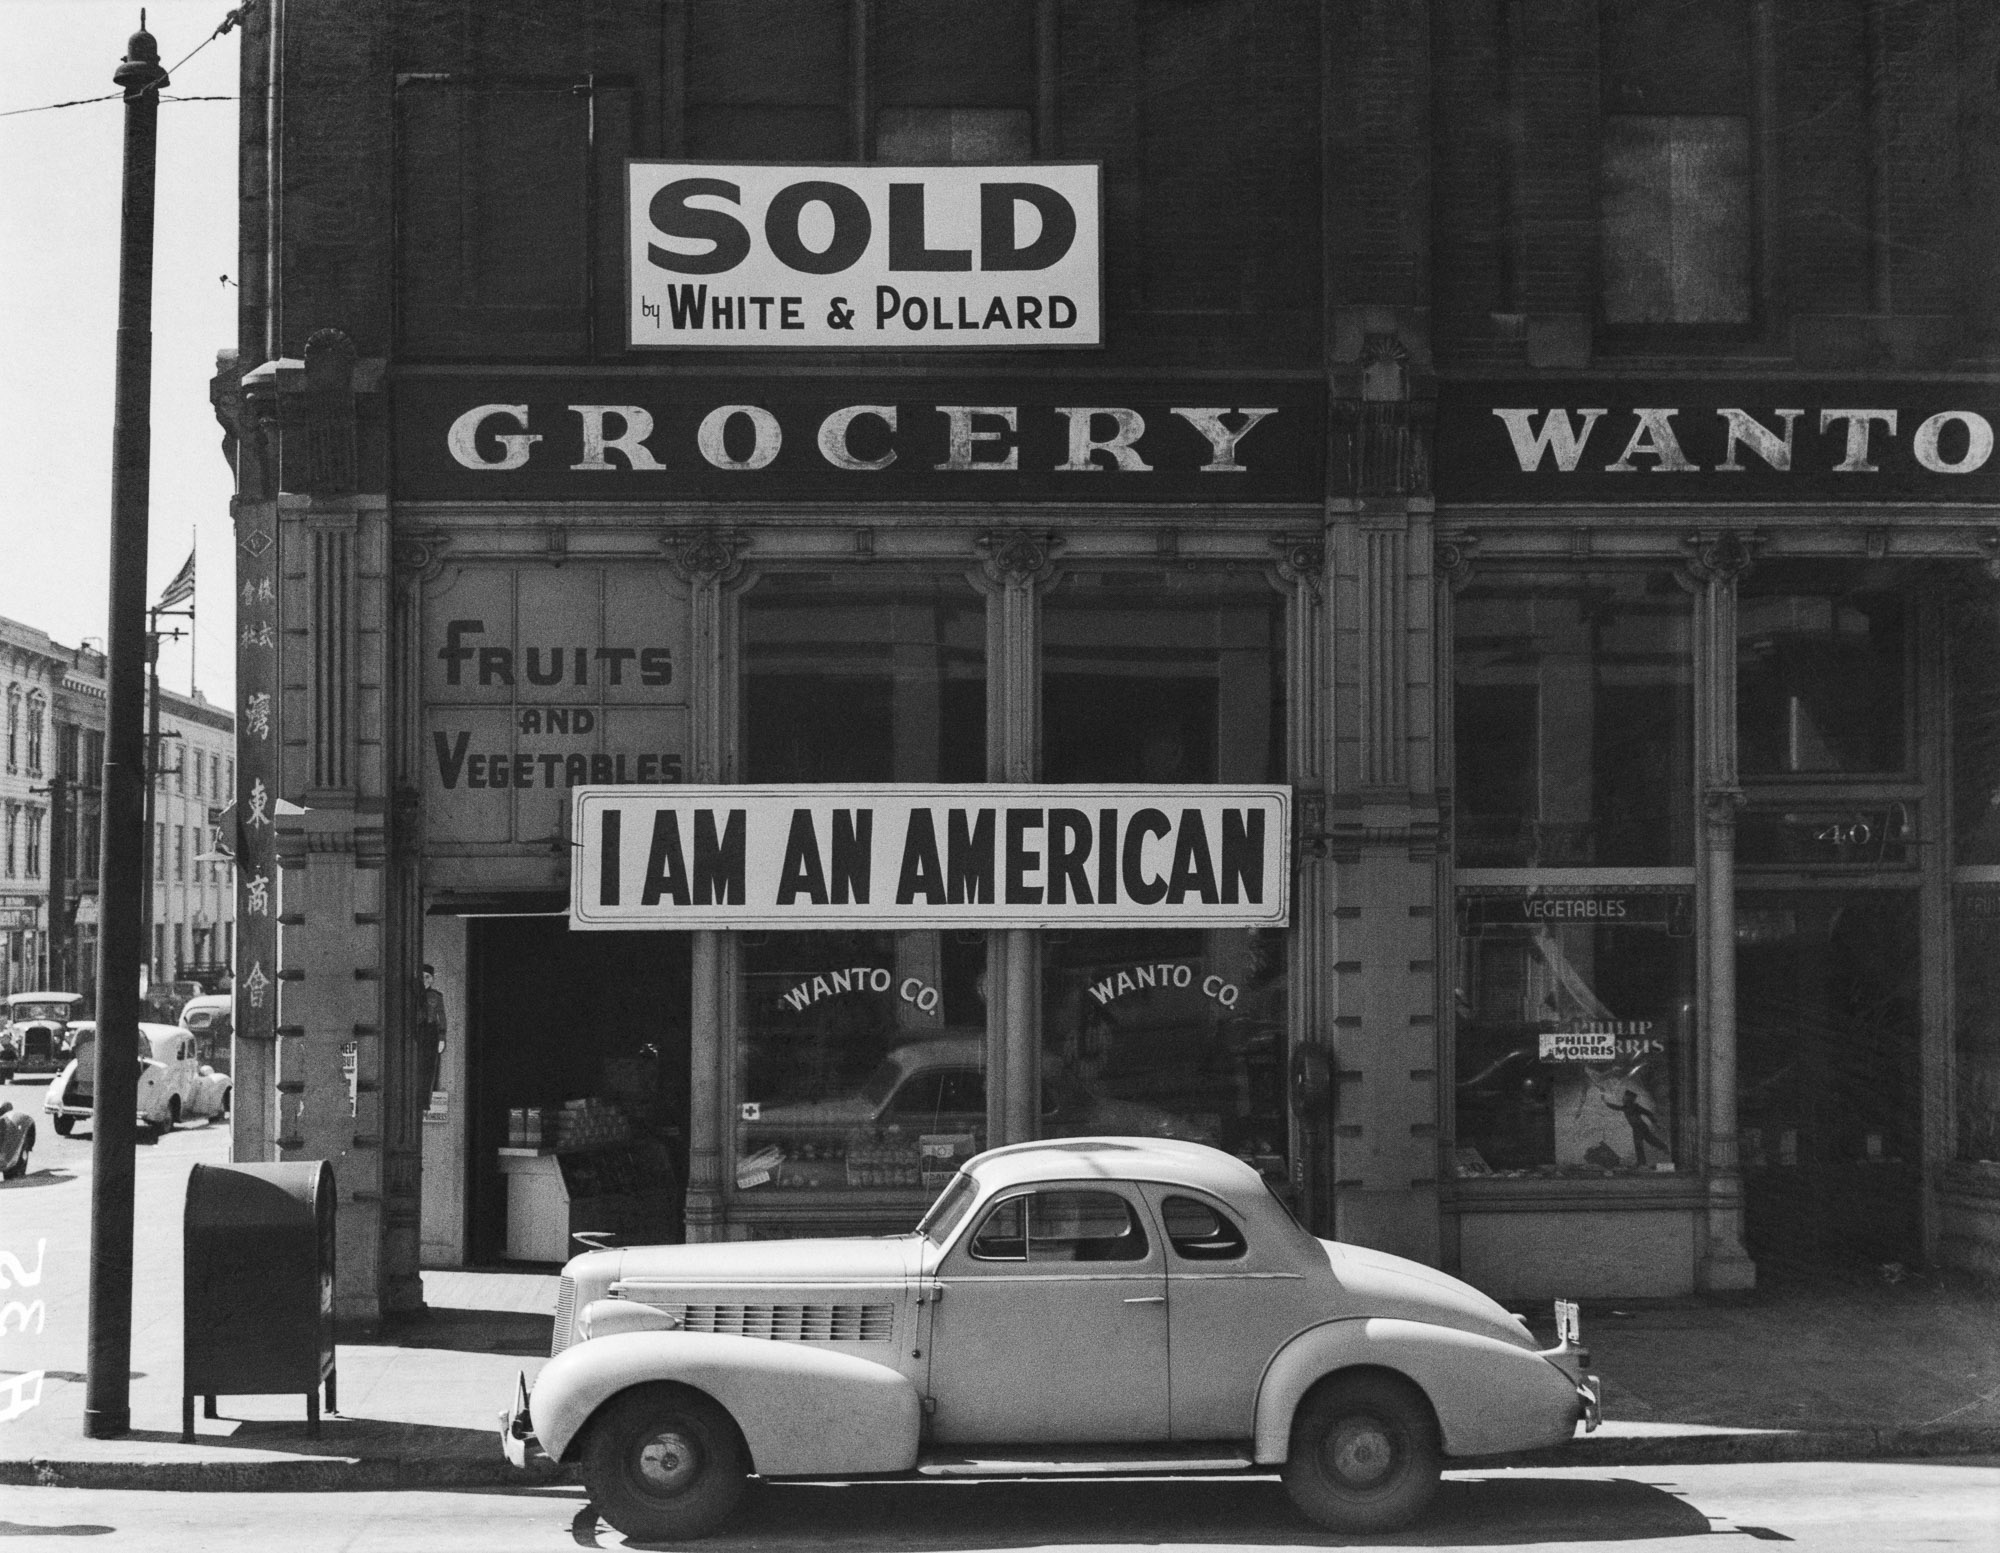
[52, 1115, 74, 1137]
[581, 1383, 748, 1542]
[1282, 1371, 1441, 1534]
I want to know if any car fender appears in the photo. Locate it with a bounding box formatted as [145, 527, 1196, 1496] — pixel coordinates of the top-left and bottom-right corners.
[530, 1329, 922, 1477]
[1253, 1317, 1583, 1462]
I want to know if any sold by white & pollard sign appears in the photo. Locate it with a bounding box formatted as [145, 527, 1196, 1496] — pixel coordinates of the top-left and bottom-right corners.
[628, 163, 1101, 348]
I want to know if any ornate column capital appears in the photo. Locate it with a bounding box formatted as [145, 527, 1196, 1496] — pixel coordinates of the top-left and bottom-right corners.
[665, 527, 749, 585]
[1434, 533, 1479, 592]
[976, 528, 1063, 588]
[1703, 785, 1747, 828]
[1271, 534, 1325, 601]
[1679, 529, 1763, 587]
[390, 534, 450, 584]
[1976, 527, 2000, 584]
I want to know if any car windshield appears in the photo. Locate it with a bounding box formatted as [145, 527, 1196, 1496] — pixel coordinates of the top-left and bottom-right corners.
[858, 1057, 903, 1109]
[916, 1172, 978, 1244]
[10, 1002, 73, 1021]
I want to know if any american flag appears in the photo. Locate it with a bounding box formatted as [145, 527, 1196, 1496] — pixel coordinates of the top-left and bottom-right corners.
[156, 549, 196, 610]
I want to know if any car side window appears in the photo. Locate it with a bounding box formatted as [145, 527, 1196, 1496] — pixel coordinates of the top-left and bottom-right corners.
[969, 1195, 1027, 1260]
[1030, 1190, 1149, 1262]
[884, 1071, 945, 1119]
[967, 1189, 1150, 1263]
[1161, 1195, 1248, 1261]
[934, 1068, 984, 1112]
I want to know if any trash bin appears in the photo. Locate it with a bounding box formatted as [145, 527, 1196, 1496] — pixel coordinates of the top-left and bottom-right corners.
[182, 1160, 336, 1441]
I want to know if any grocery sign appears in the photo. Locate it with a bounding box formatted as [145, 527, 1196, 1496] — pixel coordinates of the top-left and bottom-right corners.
[628, 163, 1102, 348]
[570, 785, 1289, 929]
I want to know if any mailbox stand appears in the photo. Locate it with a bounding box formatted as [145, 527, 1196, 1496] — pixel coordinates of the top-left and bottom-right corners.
[182, 1160, 337, 1440]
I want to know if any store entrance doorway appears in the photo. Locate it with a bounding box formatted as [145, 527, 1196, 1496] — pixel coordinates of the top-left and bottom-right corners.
[1735, 890, 1922, 1270]
[466, 916, 691, 1265]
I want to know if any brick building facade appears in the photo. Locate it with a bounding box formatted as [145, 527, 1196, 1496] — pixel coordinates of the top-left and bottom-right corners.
[224, 0, 2000, 1327]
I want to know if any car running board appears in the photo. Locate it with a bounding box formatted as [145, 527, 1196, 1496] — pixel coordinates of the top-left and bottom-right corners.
[916, 1446, 1255, 1477]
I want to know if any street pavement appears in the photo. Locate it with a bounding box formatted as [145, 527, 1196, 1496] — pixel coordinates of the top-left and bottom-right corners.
[2, 1072, 1998, 1501]
[2, 1460, 1998, 1551]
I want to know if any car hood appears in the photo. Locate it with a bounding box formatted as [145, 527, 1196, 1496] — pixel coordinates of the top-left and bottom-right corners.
[595, 1234, 917, 1292]
[1321, 1239, 1538, 1351]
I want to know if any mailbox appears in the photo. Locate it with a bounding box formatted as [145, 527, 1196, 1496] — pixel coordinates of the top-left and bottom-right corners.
[183, 1160, 336, 1441]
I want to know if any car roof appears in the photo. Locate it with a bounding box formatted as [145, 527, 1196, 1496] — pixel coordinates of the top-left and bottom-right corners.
[886, 1036, 982, 1070]
[8, 991, 82, 1007]
[965, 1136, 1269, 1198]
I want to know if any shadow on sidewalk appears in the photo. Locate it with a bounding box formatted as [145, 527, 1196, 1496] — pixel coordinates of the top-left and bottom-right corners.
[119, 1418, 498, 1461]
[383, 1307, 551, 1357]
[580, 1473, 1717, 1550]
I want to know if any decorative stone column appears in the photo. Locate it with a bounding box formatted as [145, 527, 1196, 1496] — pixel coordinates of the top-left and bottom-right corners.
[1323, 329, 1444, 1266]
[1681, 529, 1760, 1292]
[974, 529, 1060, 1147]
[668, 528, 747, 1242]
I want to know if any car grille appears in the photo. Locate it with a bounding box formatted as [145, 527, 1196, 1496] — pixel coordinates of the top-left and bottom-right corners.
[551, 1276, 577, 1356]
[663, 1302, 894, 1343]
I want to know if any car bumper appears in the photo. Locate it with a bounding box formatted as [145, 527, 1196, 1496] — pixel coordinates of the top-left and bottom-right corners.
[499, 1371, 546, 1470]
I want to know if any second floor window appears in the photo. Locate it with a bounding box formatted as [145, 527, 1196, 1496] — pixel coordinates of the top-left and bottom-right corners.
[25, 810, 42, 879]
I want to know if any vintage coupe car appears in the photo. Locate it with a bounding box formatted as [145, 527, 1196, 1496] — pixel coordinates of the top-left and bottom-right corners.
[504, 1137, 1598, 1541]
[1, 991, 85, 1082]
[42, 1022, 232, 1135]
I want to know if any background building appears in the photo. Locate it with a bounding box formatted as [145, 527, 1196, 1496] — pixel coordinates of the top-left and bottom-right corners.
[226, 0, 2000, 1328]
[1, 619, 103, 1002]
[148, 687, 236, 996]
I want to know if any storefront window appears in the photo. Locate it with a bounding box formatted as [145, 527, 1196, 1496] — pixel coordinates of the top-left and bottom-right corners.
[1041, 570, 1289, 1178]
[736, 573, 987, 1194]
[1738, 565, 1908, 777]
[1453, 889, 1694, 1177]
[1454, 570, 1693, 868]
[1453, 569, 1695, 1179]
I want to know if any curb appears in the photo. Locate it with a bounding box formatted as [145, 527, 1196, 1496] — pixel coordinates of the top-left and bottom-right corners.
[5, 1426, 1998, 1492]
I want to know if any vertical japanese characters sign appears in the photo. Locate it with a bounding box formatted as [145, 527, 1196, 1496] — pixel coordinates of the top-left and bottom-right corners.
[421, 566, 693, 856]
[234, 510, 278, 1040]
[628, 163, 1102, 348]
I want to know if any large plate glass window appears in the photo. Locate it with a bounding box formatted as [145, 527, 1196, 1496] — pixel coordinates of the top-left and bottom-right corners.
[1039, 570, 1289, 1180]
[1452, 569, 1695, 1179]
[735, 573, 986, 1195]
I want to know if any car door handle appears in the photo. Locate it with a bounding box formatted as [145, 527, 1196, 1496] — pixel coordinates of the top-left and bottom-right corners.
[1123, 1295, 1165, 1305]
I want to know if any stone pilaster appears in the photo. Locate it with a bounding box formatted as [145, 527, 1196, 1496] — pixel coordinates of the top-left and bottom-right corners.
[1324, 329, 1444, 1267]
[1681, 529, 1760, 1292]
[668, 529, 748, 1242]
[974, 529, 1060, 1146]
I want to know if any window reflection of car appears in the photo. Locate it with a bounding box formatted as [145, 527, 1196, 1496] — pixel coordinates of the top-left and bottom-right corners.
[1, 991, 86, 1082]
[42, 1022, 232, 1136]
[752, 1036, 1188, 1137]
[1454, 1038, 1554, 1171]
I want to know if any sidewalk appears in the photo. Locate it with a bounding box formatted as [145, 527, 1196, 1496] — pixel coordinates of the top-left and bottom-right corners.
[4, 1259, 1995, 1492]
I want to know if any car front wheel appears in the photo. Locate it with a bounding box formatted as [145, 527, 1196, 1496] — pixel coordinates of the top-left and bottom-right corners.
[1282, 1371, 1441, 1534]
[51, 1115, 74, 1137]
[581, 1383, 748, 1542]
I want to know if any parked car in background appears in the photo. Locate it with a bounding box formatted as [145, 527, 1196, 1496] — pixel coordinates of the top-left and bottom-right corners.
[176, 993, 233, 1072]
[0, 991, 85, 1083]
[42, 1022, 231, 1136]
[506, 1136, 1599, 1542]
[0, 1102, 33, 1179]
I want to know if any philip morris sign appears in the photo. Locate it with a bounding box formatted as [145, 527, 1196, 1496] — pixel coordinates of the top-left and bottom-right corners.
[628, 162, 1102, 348]
[1437, 381, 2000, 501]
[570, 785, 1290, 930]
[392, 376, 1321, 503]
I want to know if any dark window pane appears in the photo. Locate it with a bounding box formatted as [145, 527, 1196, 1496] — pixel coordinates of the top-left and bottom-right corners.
[1951, 586, 2000, 864]
[1601, 115, 1752, 326]
[1043, 571, 1284, 785]
[396, 82, 598, 356]
[1026, 1189, 1148, 1262]
[1162, 1195, 1246, 1260]
[1738, 571, 1907, 776]
[1453, 571, 1694, 868]
[875, 0, 1035, 107]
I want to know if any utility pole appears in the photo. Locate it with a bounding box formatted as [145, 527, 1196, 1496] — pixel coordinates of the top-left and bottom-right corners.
[87, 15, 168, 1441]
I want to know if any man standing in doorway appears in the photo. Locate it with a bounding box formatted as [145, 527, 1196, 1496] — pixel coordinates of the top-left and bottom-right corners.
[418, 963, 447, 1104]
